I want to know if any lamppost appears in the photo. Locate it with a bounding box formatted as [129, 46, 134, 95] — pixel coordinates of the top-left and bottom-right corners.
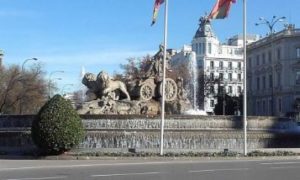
[48, 71, 64, 98]
[255, 16, 286, 116]
[255, 16, 286, 35]
[19, 58, 38, 114]
[61, 84, 74, 96]
[21, 58, 38, 72]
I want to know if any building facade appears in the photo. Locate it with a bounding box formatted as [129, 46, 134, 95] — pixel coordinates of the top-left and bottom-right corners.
[191, 17, 258, 113]
[247, 24, 300, 117]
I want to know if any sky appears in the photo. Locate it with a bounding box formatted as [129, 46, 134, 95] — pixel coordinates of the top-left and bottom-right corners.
[0, 0, 300, 93]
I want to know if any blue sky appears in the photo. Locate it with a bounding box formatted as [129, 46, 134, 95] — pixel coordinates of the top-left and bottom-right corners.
[1, 0, 299, 93]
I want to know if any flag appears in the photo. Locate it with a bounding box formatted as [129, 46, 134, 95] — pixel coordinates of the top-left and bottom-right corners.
[151, 0, 165, 26]
[208, 0, 236, 19]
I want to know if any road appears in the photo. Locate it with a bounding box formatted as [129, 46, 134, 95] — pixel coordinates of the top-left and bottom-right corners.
[1, 158, 300, 180]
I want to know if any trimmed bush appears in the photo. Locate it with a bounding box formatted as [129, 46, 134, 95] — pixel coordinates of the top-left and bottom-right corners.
[31, 94, 84, 155]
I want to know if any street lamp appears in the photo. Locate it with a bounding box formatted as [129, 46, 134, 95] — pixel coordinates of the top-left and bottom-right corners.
[19, 58, 38, 114]
[22, 58, 38, 72]
[255, 16, 286, 35]
[61, 84, 74, 96]
[48, 71, 64, 98]
[255, 16, 286, 116]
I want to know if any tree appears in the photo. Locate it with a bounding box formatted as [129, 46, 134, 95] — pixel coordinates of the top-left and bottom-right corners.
[168, 60, 190, 86]
[115, 56, 152, 81]
[214, 93, 243, 115]
[0, 63, 48, 114]
[31, 94, 84, 154]
[72, 90, 86, 109]
[195, 71, 222, 110]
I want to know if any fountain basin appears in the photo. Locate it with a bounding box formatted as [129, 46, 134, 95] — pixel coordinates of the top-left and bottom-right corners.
[1, 115, 299, 154]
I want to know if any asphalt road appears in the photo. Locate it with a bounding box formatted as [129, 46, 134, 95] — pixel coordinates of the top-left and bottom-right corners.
[1, 158, 300, 180]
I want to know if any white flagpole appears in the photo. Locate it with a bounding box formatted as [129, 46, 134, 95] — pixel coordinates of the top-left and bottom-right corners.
[160, 0, 168, 156]
[243, 0, 248, 156]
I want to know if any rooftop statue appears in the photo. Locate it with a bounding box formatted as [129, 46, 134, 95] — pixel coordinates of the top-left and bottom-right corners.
[194, 15, 215, 38]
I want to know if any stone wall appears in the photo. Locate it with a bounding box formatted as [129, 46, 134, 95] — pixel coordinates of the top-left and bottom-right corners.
[1, 115, 300, 154]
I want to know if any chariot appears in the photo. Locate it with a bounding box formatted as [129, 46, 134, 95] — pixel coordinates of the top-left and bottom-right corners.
[129, 76, 178, 102]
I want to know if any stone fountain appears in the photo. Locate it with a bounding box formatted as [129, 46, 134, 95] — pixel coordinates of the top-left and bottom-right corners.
[77, 45, 192, 115]
[1, 45, 300, 154]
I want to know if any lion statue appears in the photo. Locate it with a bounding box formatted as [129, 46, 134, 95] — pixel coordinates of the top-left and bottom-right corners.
[82, 72, 103, 101]
[97, 71, 131, 100]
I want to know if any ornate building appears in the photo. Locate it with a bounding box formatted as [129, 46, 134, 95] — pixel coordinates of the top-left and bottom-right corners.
[191, 16, 258, 113]
[247, 24, 300, 117]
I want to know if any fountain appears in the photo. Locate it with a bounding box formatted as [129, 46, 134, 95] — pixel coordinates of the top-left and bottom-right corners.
[77, 44, 192, 115]
[190, 51, 198, 110]
[184, 51, 207, 115]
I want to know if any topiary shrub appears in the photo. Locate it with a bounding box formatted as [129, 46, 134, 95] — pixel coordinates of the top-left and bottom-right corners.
[31, 94, 84, 155]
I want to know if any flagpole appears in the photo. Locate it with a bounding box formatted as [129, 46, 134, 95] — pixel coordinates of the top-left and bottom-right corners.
[243, 0, 248, 156]
[160, 0, 168, 156]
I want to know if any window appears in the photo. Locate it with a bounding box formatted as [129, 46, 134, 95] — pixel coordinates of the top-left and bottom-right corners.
[269, 74, 273, 88]
[257, 77, 260, 90]
[277, 48, 281, 60]
[195, 43, 198, 54]
[219, 86, 224, 94]
[256, 55, 260, 66]
[278, 98, 282, 112]
[256, 101, 260, 115]
[262, 76, 266, 89]
[269, 99, 273, 115]
[262, 53, 266, 64]
[229, 73, 232, 81]
[219, 61, 223, 69]
[249, 77, 252, 91]
[228, 62, 232, 69]
[296, 71, 300, 85]
[219, 73, 223, 81]
[238, 62, 241, 70]
[210, 100, 214, 107]
[210, 72, 214, 80]
[208, 43, 212, 54]
[197, 59, 203, 68]
[198, 43, 202, 54]
[273, 99, 277, 113]
[237, 86, 242, 94]
[248, 58, 252, 67]
[268, 51, 272, 63]
[210, 86, 214, 94]
[262, 100, 266, 114]
[210, 61, 214, 68]
[228, 86, 232, 94]
[297, 48, 300, 58]
[238, 74, 242, 81]
[203, 43, 206, 54]
[277, 72, 281, 86]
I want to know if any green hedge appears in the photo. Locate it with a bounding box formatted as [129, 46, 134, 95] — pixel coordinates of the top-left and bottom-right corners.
[31, 94, 84, 155]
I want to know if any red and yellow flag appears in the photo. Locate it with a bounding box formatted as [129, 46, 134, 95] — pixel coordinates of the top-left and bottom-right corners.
[151, 0, 165, 26]
[208, 0, 236, 19]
